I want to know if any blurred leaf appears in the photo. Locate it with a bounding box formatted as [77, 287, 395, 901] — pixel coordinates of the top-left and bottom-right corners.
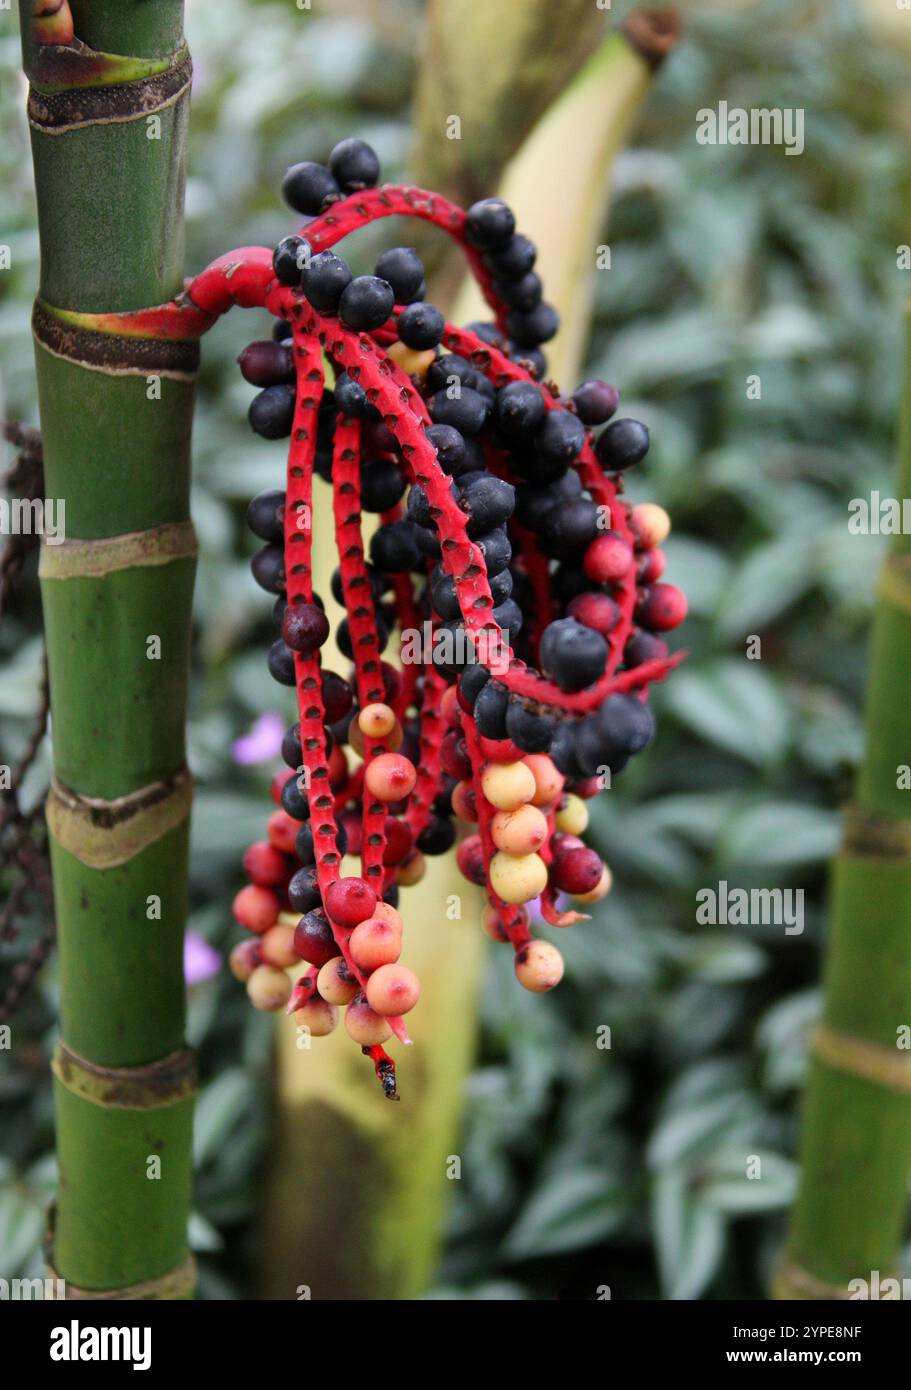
[193, 1069, 257, 1167]
[663, 660, 791, 766]
[653, 1170, 725, 1300]
[718, 802, 839, 869]
[505, 1168, 629, 1260]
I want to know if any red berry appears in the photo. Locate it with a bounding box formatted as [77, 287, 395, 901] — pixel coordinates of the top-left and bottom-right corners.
[636, 583, 687, 632]
[552, 846, 603, 895]
[583, 533, 633, 584]
[325, 876, 378, 928]
[477, 736, 523, 763]
[638, 548, 666, 583]
[243, 840, 289, 888]
[567, 591, 619, 636]
[267, 809, 299, 855]
[232, 884, 280, 935]
[456, 834, 487, 886]
[382, 816, 414, 866]
[440, 730, 472, 780]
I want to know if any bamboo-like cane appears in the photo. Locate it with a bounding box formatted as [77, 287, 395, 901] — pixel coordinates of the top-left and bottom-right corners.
[778, 307, 911, 1298]
[18, 0, 197, 1297]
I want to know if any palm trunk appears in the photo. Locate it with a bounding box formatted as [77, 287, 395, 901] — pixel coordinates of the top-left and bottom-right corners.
[19, 0, 197, 1297]
[777, 307, 911, 1298]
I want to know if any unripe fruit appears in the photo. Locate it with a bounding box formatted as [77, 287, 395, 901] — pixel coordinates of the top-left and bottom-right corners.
[242, 840, 289, 888]
[490, 850, 548, 904]
[491, 804, 549, 855]
[366, 963, 421, 1016]
[349, 918, 402, 971]
[480, 759, 536, 811]
[229, 939, 262, 982]
[317, 956, 360, 1005]
[247, 965, 293, 1012]
[294, 997, 339, 1037]
[524, 754, 564, 808]
[232, 884, 280, 934]
[451, 780, 478, 821]
[357, 702, 396, 739]
[370, 901, 404, 931]
[583, 533, 633, 584]
[481, 906, 510, 942]
[267, 808, 300, 854]
[261, 924, 299, 968]
[325, 876, 377, 927]
[364, 752, 417, 802]
[344, 994, 393, 1045]
[388, 342, 437, 378]
[573, 863, 613, 903]
[555, 793, 589, 835]
[632, 502, 671, 548]
[514, 940, 564, 993]
[396, 850, 426, 886]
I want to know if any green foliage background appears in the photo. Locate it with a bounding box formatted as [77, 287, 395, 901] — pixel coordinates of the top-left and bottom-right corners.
[1, 0, 910, 1298]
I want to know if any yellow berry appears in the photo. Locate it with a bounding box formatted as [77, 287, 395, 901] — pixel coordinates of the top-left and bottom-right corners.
[349, 716, 402, 757]
[260, 924, 298, 969]
[294, 997, 339, 1037]
[491, 804, 549, 855]
[481, 759, 536, 811]
[573, 863, 613, 903]
[344, 994, 393, 1045]
[524, 754, 565, 808]
[246, 965, 292, 1012]
[515, 939, 564, 992]
[555, 793, 589, 835]
[633, 502, 671, 548]
[317, 956, 359, 1005]
[489, 850, 548, 904]
[387, 341, 437, 380]
[357, 702, 397, 739]
[365, 963, 421, 1016]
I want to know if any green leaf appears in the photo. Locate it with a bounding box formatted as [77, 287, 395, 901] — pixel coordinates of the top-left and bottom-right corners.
[700, 1149, 797, 1214]
[653, 1170, 725, 1300]
[504, 1168, 629, 1260]
[0, 1187, 45, 1276]
[662, 659, 790, 765]
[715, 539, 816, 639]
[718, 802, 839, 869]
[193, 1069, 257, 1167]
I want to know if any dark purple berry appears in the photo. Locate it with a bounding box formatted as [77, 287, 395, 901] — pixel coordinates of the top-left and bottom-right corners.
[466, 198, 516, 249]
[361, 458, 406, 512]
[539, 618, 608, 693]
[505, 699, 555, 754]
[339, 275, 395, 332]
[486, 234, 537, 279]
[494, 380, 546, 437]
[249, 384, 295, 439]
[495, 272, 542, 313]
[535, 408, 586, 464]
[238, 341, 294, 387]
[429, 386, 490, 436]
[595, 418, 650, 472]
[397, 302, 445, 350]
[572, 379, 620, 426]
[268, 639, 296, 686]
[459, 475, 515, 535]
[425, 423, 468, 475]
[273, 235, 311, 287]
[375, 247, 424, 302]
[282, 161, 339, 215]
[282, 601, 330, 655]
[507, 302, 559, 346]
[251, 543, 285, 594]
[328, 137, 380, 191]
[301, 250, 353, 314]
[246, 489, 285, 542]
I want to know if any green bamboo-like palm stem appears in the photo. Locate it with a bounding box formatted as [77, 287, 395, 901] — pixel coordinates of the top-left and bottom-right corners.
[778, 306, 911, 1297]
[18, 0, 197, 1297]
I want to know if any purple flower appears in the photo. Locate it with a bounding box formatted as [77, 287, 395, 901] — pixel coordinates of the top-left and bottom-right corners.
[231, 711, 285, 765]
[184, 931, 221, 987]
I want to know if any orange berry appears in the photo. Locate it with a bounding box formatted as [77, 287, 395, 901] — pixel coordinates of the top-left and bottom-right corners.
[524, 754, 565, 808]
[232, 884, 280, 935]
[364, 752, 417, 802]
[514, 940, 564, 993]
[366, 963, 421, 1016]
[349, 918, 402, 971]
[358, 702, 396, 739]
[632, 502, 671, 548]
[260, 924, 299, 969]
[370, 901, 404, 930]
[491, 804, 549, 855]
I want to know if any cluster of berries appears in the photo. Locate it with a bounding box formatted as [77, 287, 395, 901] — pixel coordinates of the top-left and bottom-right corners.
[218, 139, 685, 1093]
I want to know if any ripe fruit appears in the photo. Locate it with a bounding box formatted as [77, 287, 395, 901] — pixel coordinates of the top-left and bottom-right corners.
[466, 198, 516, 248]
[239, 344, 294, 389]
[491, 804, 548, 855]
[572, 379, 619, 425]
[636, 583, 687, 632]
[344, 995, 393, 1045]
[364, 753, 417, 802]
[317, 956, 359, 1005]
[573, 864, 613, 904]
[247, 965, 293, 1012]
[552, 846, 603, 895]
[350, 918, 402, 971]
[282, 601, 330, 654]
[267, 809, 300, 854]
[480, 760, 536, 811]
[366, 963, 421, 1016]
[524, 754, 565, 808]
[540, 619, 608, 693]
[595, 418, 650, 472]
[325, 877, 377, 928]
[339, 276, 395, 332]
[282, 160, 339, 214]
[375, 247, 424, 302]
[514, 940, 564, 993]
[398, 303, 445, 350]
[583, 533, 633, 584]
[328, 137, 380, 191]
[357, 702, 396, 739]
[293, 909, 339, 968]
[249, 385, 295, 439]
[490, 850, 548, 904]
[233, 885, 280, 934]
[243, 841, 289, 888]
[273, 235, 310, 286]
[301, 250, 353, 313]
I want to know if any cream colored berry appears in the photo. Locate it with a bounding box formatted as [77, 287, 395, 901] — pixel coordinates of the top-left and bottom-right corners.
[294, 996, 339, 1037]
[555, 793, 589, 835]
[481, 759, 536, 811]
[260, 924, 298, 969]
[344, 994, 393, 1045]
[317, 956, 359, 1005]
[489, 850, 548, 904]
[491, 804, 549, 855]
[246, 964, 292, 1012]
[632, 502, 671, 548]
[514, 939, 564, 993]
[573, 863, 613, 903]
